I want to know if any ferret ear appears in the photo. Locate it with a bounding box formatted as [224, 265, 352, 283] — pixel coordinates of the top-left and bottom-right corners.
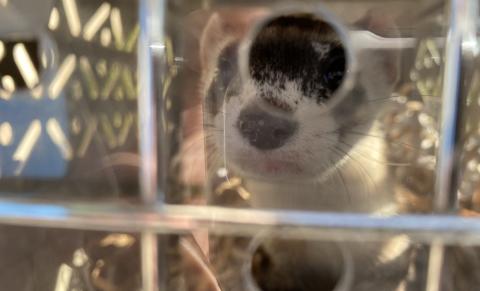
[199, 13, 225, 69]
[183, 10, 217, 73]
[355, 9, 399, 37]
[197, 8, 269, 68]
[180, 10, 218, 108]
[184, 10, 214, 41]
[354, 9, 401, 86]
[185, 10, 226, 74]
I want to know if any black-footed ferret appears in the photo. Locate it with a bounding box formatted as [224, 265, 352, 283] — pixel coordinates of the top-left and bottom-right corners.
[200, 10, 398, 212]
[185, 8, 409, 291]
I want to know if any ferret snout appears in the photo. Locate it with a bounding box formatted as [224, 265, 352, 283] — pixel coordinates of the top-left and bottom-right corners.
[237, 104, 298, 151]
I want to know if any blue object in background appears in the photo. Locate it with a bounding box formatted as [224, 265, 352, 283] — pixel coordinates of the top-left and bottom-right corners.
[0, 90, 69, 178]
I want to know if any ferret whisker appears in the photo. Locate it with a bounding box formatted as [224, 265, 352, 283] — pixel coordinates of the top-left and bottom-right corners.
[312, 163, 337, 186]
[330, 146, 377, 196]
[203, 123, 216, 128]
[180, 135, 217, 155]
[205, 147, 221, 167]
[354, 137, 421, 153]
[205, 132, 220, 138]
[207, 153, 220, 167]
[337, 140, 412, 166]
[329, 156, 351, 203]
[214, 109, 226, 115]
[340, 130, 421, 151]
[205, 129, 224, 134]
[204, 127, 221, 133]
[205, 147, 217, 159]
[365, 97, 396, 103]
[180, 140, 204, 154]
[186, 125, 206, 134]
[207, 153, 220, 168]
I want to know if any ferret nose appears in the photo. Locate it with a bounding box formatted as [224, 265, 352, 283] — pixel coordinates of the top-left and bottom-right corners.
[237, 105, 297, 150]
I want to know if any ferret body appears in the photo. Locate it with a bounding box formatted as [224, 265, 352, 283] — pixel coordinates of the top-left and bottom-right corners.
[244, 129, 394, 213]
[198, 10, 398, 214]
[184, 8, 408, 291]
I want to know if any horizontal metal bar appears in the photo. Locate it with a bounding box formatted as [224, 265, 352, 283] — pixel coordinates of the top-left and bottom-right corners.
[0, 199, 479, 244]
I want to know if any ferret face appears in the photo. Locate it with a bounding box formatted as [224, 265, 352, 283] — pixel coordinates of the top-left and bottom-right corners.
[201, 12, 393, 182]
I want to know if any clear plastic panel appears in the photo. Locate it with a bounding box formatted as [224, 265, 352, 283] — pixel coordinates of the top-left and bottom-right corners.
[166, 1, 447, 214]
[157, 1, 480, 290]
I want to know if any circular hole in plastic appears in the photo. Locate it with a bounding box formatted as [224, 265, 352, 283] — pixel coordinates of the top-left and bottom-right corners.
[244, 236, 353, 291]
[239, 7, 356, 112]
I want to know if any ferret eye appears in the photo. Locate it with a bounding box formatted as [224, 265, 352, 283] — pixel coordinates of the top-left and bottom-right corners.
[216, 45, 238, 90]
[322, 47, 346, 93]
[217, 57, 235, 90]
[206, 45, 239, 114]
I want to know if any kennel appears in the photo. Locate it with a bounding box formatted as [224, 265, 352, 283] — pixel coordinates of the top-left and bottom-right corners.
[0, 0, 479, 290]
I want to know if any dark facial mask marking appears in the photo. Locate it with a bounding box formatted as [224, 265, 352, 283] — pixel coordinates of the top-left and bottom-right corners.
[206, 44, 240, 116]
[249, 15, 347, 105]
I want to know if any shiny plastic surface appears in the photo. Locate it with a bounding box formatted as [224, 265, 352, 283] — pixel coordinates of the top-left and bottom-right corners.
[167, 1, 446, 215]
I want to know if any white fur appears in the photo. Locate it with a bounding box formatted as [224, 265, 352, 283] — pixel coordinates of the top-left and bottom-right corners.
[206, 48, 396, 213]
[196, 9, 398, 214]
[312, 42, 332, 60]
[195, 11, 407, 291]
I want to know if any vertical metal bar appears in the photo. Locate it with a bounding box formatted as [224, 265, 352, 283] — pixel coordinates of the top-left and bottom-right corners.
[138, 0, 163, 206]
[426, 240, 446, 291]
[138, 0, 165, 290]
[433, 0, 463, 213]
[426, 0, 473, 289]
[140, 232, 160, 291]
